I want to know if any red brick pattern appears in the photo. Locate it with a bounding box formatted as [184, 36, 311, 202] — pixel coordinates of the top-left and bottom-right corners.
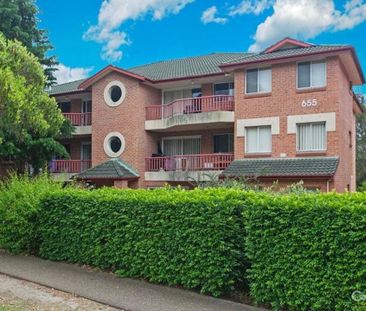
[53, 54, 359, 192]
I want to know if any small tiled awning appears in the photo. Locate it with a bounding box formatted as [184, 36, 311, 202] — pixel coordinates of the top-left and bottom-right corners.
[75, 159, 139, 180]
[221, 157, 339, 178]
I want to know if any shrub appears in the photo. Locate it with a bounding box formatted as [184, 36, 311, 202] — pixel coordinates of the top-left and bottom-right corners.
[0, 173, 63, 253]
[39, 188, 247, 296]
[244, 191, 366, 311]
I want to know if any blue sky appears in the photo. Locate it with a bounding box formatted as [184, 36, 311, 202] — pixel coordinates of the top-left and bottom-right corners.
[36, 0, 366, 93]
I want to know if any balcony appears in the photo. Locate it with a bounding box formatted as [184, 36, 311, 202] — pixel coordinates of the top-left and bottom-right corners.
[63, 112, 92, 135]
[145, 95, 235, 131]
[145, 153, 234, 182]
[49, 160, 92, 174]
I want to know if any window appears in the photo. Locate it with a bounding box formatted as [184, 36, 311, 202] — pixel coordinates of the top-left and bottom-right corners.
[103, 132, 125, 157]
[246, 68, 272, 94]
[163, 88, 202, 105]
[104, 81, 126, 107]
[349, 131, 353, 148]
[245, 126, 271, 153]
[58, 102, 71, 113]
[297, 61, 326, 88]
[213, 134, 233, 153]
[297, 122, 326, 151]
[214, 83, 234, 96]
[162, 137, 201, 156]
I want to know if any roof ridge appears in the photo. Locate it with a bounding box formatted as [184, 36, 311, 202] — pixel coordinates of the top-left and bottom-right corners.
[52, 78, 86, 87]
[128, 52, 249, 70]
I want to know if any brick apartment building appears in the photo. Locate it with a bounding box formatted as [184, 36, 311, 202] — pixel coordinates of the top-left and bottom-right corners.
[48, 37, 364, 192]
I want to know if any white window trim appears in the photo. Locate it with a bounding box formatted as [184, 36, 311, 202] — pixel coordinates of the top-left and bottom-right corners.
[245, 126, 272, 154]
[236, 117, 280, 137]
[103, 132, 125, 158]
[104, 81, 126, 107]
[296, 122, 327, 152]
[296, 60, 327, 90]
[287, 112, 335, 133]
[245, 67, 272, 94]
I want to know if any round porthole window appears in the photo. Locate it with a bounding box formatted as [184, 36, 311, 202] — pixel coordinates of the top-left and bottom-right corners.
[104, 132, 125, 157]
[104, 81, 126, 107]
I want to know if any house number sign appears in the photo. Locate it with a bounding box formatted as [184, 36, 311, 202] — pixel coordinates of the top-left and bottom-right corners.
[301, 99, 318, 108]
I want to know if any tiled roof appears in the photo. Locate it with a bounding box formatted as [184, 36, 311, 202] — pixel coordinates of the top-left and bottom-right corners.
[127, 53, 251, 81]
[47, 79, 87, 95]
[76, 158, 139, 180]
[48, 44, 351, 95]
[222, 157, 339, 178]
[221, 45, 349, 66]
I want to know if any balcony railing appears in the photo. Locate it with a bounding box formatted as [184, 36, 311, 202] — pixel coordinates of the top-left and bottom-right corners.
[146, 95, 234, 120]
[145, 153, 234, 172]
[49, 160, 92, 173]
[63, 112, 92, 126]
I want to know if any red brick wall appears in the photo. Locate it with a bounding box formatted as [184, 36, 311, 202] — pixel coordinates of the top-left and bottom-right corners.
[91, 72, 161, 187]
[233, 56, 356, 192]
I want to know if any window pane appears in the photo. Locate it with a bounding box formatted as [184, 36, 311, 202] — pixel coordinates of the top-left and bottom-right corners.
[192, 88, 202, 98]
[258, 126, 272, 152]
[163, 139, 182, 156]
[183, 138, 201, 155]
[164, 90, 182, 105]
[58, 102, 71, 113]
[246, 69, 258, 93]
[298, 62, 311, 88]
[297, 123, 326, 151]
[259, 68, 272, 93]
[312, 123, 326, 150]
[246, 127, 258, 153]
[311, 61, 326, 87]
[213, 134, 233, 153]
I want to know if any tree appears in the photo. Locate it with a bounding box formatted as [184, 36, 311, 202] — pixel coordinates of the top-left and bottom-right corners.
[0, 0, 57, 85]
[356, 99, 366, 186]
[0, 34, 72, 173]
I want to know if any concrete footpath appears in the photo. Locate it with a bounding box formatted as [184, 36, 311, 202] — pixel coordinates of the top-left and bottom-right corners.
[0, 250, 264, 311]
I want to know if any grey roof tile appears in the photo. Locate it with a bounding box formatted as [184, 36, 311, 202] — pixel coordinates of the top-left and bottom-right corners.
[221, 45, 349, 66]
[222, 157, 339, 177]
[47, 79, 87, 95]
[48, 44, 349, 95]
[128, 53, 251, 81]
[76, 158, 139, 180]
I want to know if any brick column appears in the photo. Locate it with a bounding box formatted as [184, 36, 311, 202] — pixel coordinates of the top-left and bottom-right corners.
[114, 180, 129, 189]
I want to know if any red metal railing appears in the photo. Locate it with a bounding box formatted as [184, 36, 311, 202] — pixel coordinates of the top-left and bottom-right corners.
[63, 112, 92, 126]
[49, 160, 92, 173]
[145, 153, 234, 172]
[146, 95, 234, 120]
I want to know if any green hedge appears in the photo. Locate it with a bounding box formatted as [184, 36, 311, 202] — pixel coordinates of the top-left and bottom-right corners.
[0, 174, 63, 253]
[244, 192, 366, 311]
[39, 188, 247, 296]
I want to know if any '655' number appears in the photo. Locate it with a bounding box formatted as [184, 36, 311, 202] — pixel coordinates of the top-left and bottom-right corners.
[301, 99, 318, 107]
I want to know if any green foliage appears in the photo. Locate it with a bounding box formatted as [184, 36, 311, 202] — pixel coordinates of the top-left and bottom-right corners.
[244, 191, 366, 311]
[39, 188, 247, 296]
[357, 110, 366, 186]
[0, 34, 72, 172]
[0, 174, 63, 254]
[358, 181, 366, 192]
[0, 0, 58, 85]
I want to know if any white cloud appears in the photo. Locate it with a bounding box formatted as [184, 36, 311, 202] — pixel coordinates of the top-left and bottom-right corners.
[229, 0, 273, 16]
[248, 0, 366, 52]
[201, 6, 228, 24]
[84, 0, 194, 62]
[54, 64, 93, 84]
